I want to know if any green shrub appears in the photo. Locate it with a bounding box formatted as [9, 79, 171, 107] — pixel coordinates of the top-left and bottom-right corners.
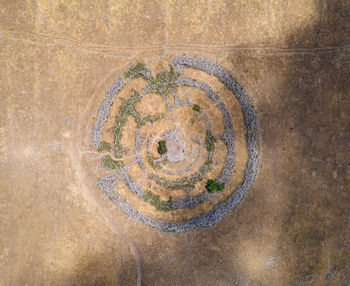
[192, 104, 201, 112]
[206, 179, 225, 193]
[157, 140, 167, 155]
[217, 183, 225, 191]
[206, 179, 217, 193]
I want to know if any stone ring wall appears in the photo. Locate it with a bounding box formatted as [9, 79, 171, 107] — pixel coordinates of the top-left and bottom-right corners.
[92, 56, 259, 232]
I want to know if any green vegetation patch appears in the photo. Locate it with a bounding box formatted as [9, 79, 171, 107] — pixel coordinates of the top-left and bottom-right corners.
[134, 113, 165, 129]
[157, 140, 168, 155]
[101, 155, 124, 170]
[217, 182, 225, 190]
[149, 65, 179, 97]
[97, 141, 111, 152]
[192, 104, 201, 112]
[199, 159, 213, 173]
[144, 191, 173, 211]
[147, 153, 161, 169]
[205, 179, 225, 193]
[113, 92, 142, 157]
[152, 171, 204, 190]
[124, 62, 148, 79]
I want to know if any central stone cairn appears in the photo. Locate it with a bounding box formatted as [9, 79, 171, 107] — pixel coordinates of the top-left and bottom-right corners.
[92, 56, 259, 232]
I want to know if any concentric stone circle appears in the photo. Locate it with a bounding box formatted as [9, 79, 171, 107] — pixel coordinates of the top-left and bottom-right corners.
[91, 56, 259, 232]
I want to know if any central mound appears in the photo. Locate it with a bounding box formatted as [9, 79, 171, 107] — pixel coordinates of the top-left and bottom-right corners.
[162, 129, 186, 163]
[91, 56, 259, 232]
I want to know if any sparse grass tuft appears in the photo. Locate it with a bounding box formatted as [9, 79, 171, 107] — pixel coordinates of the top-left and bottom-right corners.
[144, 191, 173, 211]
[147, 153, 161, 169]
[124, 62, 147, 79]
[149, 65, 179, 97]
[101, 155, 124, 169]
[97, 141, 111, 152]
[205, 130, 216, 153]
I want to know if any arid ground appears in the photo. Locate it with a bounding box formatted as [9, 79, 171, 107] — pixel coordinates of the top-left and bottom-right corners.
[0, 0, 349, 285]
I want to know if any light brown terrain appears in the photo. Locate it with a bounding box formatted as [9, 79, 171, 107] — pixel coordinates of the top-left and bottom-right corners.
[0, 0, 349, 285]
